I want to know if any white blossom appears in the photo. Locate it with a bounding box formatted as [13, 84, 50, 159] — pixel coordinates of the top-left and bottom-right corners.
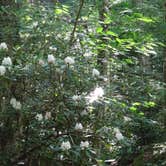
[83, 51, 92, 58]
[86, 87, 104, 103]
[115, 132, 124, 140]
[2, 57, 12, 66]
[10, 98, 22, 110]
[38, 59, 45, 66]
[0, 65, 6, 76]
[92, 68, 100, 77]
[49, 46, 57, 51]
[36, 114, 43, 121]
[114, 128, 124, 140]
[15, 101, 22, 110]
[10, 98, 17, 106]
[45, 112, 51, 120]
[124, 116, 131, 122]
[32, 21, 38, 28]
[0, 42, 8, 50]
[48, 54, 55, 64]
[80, 141, 89, 149]
[75, 123, 83, 130]
[114, 128, 120, 133]
[72, 95, 81, 101]
[64, 56, 75, 65]
[61, 141, 71, 151]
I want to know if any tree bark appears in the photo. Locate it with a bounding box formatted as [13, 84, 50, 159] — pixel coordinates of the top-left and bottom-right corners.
[164, 1, 166, 106]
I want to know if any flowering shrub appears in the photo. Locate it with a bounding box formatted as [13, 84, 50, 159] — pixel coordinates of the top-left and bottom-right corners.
[0, 41, 117, 165]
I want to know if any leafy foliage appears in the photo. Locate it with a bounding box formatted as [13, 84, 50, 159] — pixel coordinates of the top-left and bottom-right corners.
[0, 0, 166, 165]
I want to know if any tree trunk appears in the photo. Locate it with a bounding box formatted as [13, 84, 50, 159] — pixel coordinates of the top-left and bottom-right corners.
[164, 1, 166, 106]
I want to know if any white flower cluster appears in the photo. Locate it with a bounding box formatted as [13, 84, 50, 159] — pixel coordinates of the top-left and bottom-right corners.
[49, 46, 57, 51]
[60, 140, 89, 151]
[10, 98, 22, 110]
[86, 87, 104, 103]
[36, 114, 43, 121]
[38, 59, 45, 66]
[0, 57, 12, 76]
[61, 141, 71, 151]
[114, 128, 124, 141]
[72, 95, 81, 101]
[92, 68, 100, 77]
[64, 56, 75, 65]
[2, 57, 12, 66]
[0, 42, 8, 50]
[48, 54, 55, 64]
[0, 66, 6, 76]
[75, 123, 83, 130]
[80, 141, 89, 150]
[45, 112, 51, 120]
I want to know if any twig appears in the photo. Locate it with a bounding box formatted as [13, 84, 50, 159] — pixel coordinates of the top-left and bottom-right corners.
[69, 0, 84, 46]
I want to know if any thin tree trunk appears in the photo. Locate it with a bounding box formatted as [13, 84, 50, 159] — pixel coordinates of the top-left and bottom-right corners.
[164, 1, 166, 106]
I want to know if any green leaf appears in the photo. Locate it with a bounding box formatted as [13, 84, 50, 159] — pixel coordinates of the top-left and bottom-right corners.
[106, 31, 118, 37]
[138, 17, 154, 23]
[96, 27, 103, 33]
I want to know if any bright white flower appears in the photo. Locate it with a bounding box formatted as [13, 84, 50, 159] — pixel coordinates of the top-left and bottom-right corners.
[10, 98, 22, 110]
[2, 57, 12, 66]
[113, 128, 120, 133]
[64, 57, 75, 65]
[124, 116, 131, 122]
[48, 54, 55, 64]
[45, 112, 51, 120]
[83, 51, 92, 58]
[80, 141, 89, 149]
[36, 114, 43, 121]
[75, 123, 83, 130]
[72, 95, 81, 101]
[49, 46, 57, 51]
[10, 98, 17, 106]
[15, 101, 22, 110]
[38, 59, 45, 66]
[115, 132, 124, 140]
[92, 68, 100, 77]
[114, 128, 124, 140]
[0, 42, 8, 50]
[0, 65, 6, 75]
[86, 87, 104, 103]
[61, 141, 71, 151]
[32, 21, 38, 28]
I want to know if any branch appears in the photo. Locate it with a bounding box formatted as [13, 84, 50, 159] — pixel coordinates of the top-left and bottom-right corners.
[69, 0, 84, 46]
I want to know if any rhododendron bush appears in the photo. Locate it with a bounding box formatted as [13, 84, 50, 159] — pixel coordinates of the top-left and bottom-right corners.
[0, 42, 124, 165]
[0, 5, 121, 165]
[0, 1, 165, 166]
